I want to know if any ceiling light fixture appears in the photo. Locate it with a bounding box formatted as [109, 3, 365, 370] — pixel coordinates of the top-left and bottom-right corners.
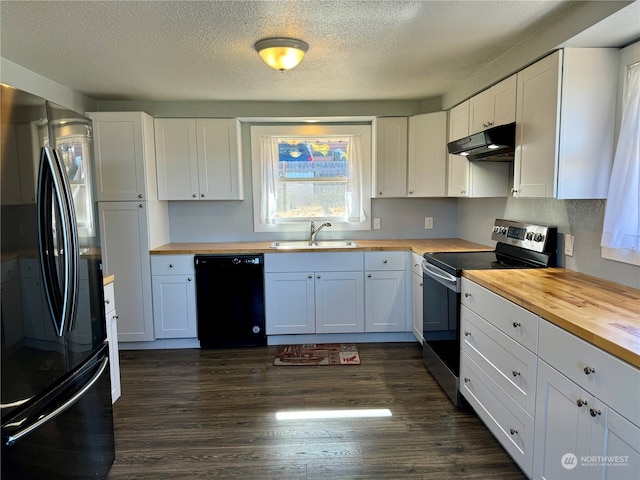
[254, 37, 309, 71]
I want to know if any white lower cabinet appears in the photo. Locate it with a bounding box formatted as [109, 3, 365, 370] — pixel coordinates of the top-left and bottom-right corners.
[104, 282, 121, 403]
[410, 253, 423, 343]
[364, 251, 407, 332]
[264, 252, 365, 335]
[150, 255, 197, 339]
[461, 278, 640, 480]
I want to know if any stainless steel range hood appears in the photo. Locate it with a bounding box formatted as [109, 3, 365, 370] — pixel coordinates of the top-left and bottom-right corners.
[447, 122, 515, 161]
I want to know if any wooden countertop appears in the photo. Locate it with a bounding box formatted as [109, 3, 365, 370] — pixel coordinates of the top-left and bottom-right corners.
[149, 238, 493, 256]
[463, 268, 640, 368]
[103, 274, 115, 286]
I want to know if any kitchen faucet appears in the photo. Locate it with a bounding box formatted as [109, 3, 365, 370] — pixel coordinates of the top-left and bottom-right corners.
[310, 221, 332, 244]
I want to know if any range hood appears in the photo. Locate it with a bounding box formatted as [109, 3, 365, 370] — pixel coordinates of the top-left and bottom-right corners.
[447, 122, 516, 161]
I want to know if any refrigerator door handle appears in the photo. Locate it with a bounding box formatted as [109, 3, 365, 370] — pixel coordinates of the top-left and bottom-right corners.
[4, 356, 109, 447]
[37, 146, 79, 336]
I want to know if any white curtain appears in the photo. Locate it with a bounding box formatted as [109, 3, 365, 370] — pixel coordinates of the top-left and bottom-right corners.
[601, 63, 640, 250]
[346, 135, 366, 222]
[260, 136, 280, 224]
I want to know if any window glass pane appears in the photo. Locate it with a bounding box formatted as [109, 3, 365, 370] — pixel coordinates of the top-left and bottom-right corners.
[276, 138, 350, 220]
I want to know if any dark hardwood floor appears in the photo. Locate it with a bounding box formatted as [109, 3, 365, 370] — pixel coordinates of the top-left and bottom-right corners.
[107, 343, 527, 479]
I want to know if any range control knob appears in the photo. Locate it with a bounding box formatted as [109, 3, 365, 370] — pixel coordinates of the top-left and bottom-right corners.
[526, 231, 535, 241]
[500, 227, 508, 235]
[534, 233, 545, 242]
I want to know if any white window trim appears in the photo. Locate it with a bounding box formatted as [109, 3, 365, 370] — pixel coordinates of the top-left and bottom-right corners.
[250, 124, 372, 233]
[601, 41, 640, 266]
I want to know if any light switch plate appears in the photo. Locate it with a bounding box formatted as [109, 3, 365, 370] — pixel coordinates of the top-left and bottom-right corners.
[424, 217, 433, 229]
[373, 218, 381, 229]
[564, 234, 574, 256]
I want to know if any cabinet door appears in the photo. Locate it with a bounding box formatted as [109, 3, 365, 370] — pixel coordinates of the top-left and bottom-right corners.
[407, 112, 447, 197]
[365, 270, 406, 332]
[448, 101, 470, 197]
[1, 278, 23, 349]
[373, 117, 408, 198]
[492, 75, 517, 128]
[154, 118, 199, 200]
[315, 271, 364, 333]
[264, 272, 315, 334]
[89, 112, 150, 201]
[196, 119, 243, 200]
[514, 51, 560, 199]
[469, 89, 492, 135]
[152, 274, 197, 338]
[595, 407, 640, 480]
[534, 360, 594, 480]
[99, 202, 154, 341]
[411, 272, 423, 343]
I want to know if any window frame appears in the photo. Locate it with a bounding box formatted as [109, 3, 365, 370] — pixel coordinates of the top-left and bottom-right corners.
[250, 124, 372, 233]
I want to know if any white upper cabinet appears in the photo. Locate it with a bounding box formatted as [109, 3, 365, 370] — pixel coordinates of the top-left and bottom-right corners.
[447, 100, 510, 198]
[514, 49, 618, 199]
[372, 117, 408, 198]
[407, 112, 447, 197]
[469, 74, 517, 134]
[155, 118, 243, 200]
[88, 112, 157, 201]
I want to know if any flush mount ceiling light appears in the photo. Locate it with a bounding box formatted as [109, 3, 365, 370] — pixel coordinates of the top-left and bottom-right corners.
[254, 37, 309, 71]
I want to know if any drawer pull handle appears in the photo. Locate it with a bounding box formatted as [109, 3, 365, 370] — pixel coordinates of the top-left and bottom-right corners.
[576, 399, 588, 407]
[583, 366, 596, 375]
[509, 428, 518, 435]
[463, 377, 471, 383]
[512, 321, 521, 328]
[464, 331, 471, 336]
[512, 370, 521, 377]
[464, 292, 471, 298]
[589, 408, 601, 417]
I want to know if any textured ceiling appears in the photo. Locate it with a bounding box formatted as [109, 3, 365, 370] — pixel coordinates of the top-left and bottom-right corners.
[1, 1, 638, 103]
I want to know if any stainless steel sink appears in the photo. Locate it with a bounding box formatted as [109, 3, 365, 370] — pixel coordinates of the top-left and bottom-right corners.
[270, 240, 358, 249]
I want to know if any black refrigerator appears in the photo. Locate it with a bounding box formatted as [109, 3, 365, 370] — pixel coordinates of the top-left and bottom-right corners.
[1, 84, 115, 478]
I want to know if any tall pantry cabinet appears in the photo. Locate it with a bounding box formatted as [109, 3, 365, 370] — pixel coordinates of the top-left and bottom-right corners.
[87, 112, 169, 342]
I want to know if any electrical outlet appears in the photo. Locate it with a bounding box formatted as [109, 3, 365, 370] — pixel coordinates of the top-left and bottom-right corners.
[424, 217, 433, 229]
[373, 218, 381, 229]
[564, 234, 574, 257]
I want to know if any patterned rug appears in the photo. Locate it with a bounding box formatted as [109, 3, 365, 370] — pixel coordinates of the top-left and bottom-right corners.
[273, 343, 360, 366]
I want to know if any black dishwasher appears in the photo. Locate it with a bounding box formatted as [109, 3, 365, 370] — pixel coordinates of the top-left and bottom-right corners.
[194, 254, 266, 348]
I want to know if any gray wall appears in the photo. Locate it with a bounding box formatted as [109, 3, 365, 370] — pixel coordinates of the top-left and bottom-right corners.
[457, 197, 640, 289]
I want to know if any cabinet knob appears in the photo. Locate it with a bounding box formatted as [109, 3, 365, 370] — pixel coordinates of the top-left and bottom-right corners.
[105, 299, 110, 304]
[419, 283, 423, 287]
[113, 314, 119, 320]
[464, 331, 471, 336]
[464, 292, 471, 297]
[576, 398, 588, 407]
[463, 377, 471, 383]
[169, 264, 174, 268]
[409, 190, 413, 194]
[589, 408, 601, 417]
[139, 204, 144, 208]
[383, 260, 388, 264]
[509, 428, 518, 436]
[191, 194, 196, 198]
[201, 194, 205, 198]
[379, 191, 383, 195]
[583, 366, 596, 375]
[368, 274, 372, 278]
[461, 190, 466, 195]
[187, 277, 192, 282]
[138, 194, 143, 199]
[512, 370, 521, 377]
[308, 275, 313, 279]
[512, 321, 521, 328]
[316, 275, 321, 279]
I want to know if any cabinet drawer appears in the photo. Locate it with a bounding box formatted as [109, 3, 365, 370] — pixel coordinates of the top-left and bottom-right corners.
[539, 319, 640, 427]
[104, 282, 116, 315]
[364, 251, 406, 271]
[461, 278, 539, 352]
[264, 252, 364, 273]
[150, 255, 195, 275]
[461, 305, 537, 415]
[461, 352, 534, 477]
[410, 253, 423, 276]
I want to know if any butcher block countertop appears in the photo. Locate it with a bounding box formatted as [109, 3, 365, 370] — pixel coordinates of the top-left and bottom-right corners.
[463, 268, 640, 368]
[149, 238, 493, 256]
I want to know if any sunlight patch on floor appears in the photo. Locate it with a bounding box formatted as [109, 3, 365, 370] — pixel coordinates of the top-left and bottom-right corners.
[275, 408, 392, 420]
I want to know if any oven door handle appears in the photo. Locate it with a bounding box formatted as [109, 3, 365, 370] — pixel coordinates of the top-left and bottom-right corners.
[422, 261, 458, 285]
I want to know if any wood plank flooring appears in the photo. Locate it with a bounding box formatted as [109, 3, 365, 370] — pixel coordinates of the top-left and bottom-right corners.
[107, 343, 526, 479]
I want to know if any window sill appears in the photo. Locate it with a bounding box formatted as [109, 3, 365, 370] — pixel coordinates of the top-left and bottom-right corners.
[601, 246, 640, 266]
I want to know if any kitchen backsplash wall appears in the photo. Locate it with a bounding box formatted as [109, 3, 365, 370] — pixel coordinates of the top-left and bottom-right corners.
[458, 197, 640, 289]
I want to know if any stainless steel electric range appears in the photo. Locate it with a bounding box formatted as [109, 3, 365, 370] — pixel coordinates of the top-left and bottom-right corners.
[421, 219, 557, 407]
